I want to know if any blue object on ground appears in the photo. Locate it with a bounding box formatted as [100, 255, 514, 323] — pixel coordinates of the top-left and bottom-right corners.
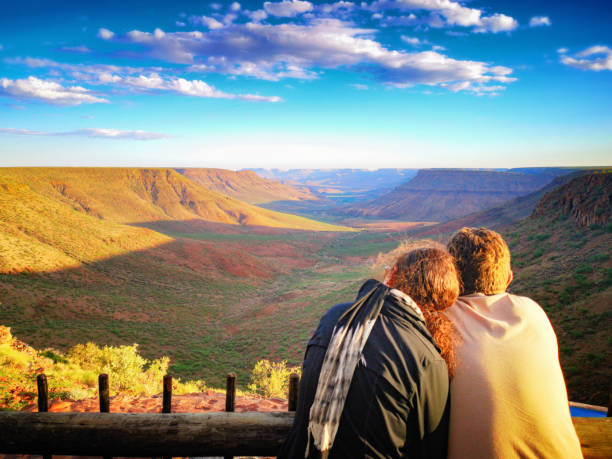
[570, 406, 607, 417]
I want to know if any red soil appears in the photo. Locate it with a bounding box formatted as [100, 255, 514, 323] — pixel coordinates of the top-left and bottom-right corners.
[23, 390, 288, 413]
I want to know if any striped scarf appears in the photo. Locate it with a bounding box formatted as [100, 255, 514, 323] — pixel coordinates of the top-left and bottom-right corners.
[306, 282, 389, 458]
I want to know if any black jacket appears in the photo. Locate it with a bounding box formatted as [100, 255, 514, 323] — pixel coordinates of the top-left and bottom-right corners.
[279, 279, 450, 459]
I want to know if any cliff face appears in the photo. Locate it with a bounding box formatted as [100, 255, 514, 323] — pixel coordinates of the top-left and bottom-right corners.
[345, 169, 556, 222]
[176, 168, 316, 204]
[532, 172, 611, 227]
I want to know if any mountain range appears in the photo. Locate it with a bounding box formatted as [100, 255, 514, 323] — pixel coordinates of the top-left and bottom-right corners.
[343, 168, 573, 222]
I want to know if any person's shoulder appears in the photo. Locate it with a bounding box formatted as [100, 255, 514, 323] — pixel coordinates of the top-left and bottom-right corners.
[307, 302, 352, 348]
[504, 292, 553, 321]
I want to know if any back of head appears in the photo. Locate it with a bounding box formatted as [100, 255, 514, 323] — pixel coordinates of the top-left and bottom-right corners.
[391, 247, 461, 377]
[392, 247, 460, 312]
[447, 227, 511, 295]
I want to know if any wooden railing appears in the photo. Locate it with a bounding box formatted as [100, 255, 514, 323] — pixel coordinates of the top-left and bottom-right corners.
[0, 373, 610, 458]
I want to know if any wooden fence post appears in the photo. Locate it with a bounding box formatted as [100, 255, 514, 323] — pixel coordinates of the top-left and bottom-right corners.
[163, 375, 172, 414]
[226, 373, 236, 412]
[608, 384, 611, 417]
[37, 374, 48, 413]
[99, 374, 111, 459]
[37, 374, 51, 459]
[288, 373, 299, 412]
[162, 374, 173, 459]
[224, 373, 237, 459]
[99, 374, 110, 413]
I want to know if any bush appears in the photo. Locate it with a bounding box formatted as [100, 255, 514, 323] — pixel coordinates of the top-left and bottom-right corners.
[588, 253, 609, 263]
[67, 342, 169, 394]
[248, 359, 301, 398]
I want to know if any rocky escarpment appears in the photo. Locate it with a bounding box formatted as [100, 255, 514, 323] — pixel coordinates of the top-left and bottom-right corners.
[345, 169, 557, 222]
[532, 172, 611, 227]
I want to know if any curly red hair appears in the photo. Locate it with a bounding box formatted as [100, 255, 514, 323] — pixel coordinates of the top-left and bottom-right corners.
[388, 248, 461, 378]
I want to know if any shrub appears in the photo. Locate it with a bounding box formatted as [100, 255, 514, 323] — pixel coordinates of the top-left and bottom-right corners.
[67, 342, 169, 394]
[588, 253, 609, 263]
[575, 264, 593, 275]
[41, 349, 68, 364]
[248, 359, 301, 398]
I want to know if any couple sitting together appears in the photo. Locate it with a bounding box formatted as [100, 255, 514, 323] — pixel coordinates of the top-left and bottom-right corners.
[280, 227, 582, 459]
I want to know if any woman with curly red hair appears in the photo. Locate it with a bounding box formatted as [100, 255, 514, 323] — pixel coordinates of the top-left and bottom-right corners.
[280, 246, 459, 459]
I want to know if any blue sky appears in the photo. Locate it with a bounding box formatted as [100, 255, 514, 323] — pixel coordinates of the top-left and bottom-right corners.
[0, 0, 610, 169]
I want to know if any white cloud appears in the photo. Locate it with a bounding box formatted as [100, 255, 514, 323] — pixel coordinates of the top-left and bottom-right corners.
[264, 0, 313, 17]
[0, 76, 108, 106]
[318, 2, 355, 14]
[561, 45, 612, 71]
[529, 16, 551, 27]
[110, 19, 515, 94]
[365, 0, 517, 33]
[230, 2, 241, 11]
[176, 21, 186, 27]
[351, 83, 368, 90]
[474, 14, 518, 33]
[246, 9, 268, 21]
[401, 35, 421, 46]
[557, 47, 568, 54]
[98, 28, 115, 39]
[122, 72, 282, 102]
[6, 58, 282, 103]
[0, 127, 172, 140]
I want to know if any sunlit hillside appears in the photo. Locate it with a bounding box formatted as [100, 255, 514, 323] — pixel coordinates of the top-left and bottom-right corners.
[0, 175, 171, 274]
[176, 168, 316, 204]
[0, 168, 350, 231]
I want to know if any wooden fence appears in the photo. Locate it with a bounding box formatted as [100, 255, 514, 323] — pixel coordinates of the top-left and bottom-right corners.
[1, 373, 611, 458]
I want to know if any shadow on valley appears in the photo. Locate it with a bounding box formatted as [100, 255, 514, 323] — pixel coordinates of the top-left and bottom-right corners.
[0, 220, 395, 392]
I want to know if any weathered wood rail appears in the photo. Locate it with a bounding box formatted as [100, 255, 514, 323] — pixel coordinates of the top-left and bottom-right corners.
[0, 373, 610, 458]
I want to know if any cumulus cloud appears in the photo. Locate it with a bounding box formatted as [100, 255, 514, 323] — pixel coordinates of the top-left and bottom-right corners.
[98, 28, 115, 39]
[246, 9, 268, 21]
[560, 45, 612, 71]
[264, 0, 313, 17]
[364, 0, 518, 33]
[529, 16, 551, 27]
[401, 35, 421, 46]
[6, 58, 282, 103]
[319, 1, 355, 13]
[110, 20, 515, 93]
[0, 76, 108, 105]
[0, 127, 173, 140]
[474, 13, 518, 33]
[230, 2, 241, 11]
[122, 72, 282, 101]
[190, 15, 225, 29]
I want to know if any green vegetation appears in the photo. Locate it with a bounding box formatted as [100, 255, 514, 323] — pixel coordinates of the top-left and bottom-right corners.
[0, 326, 207, 410]
[504, 208, 611, 405]
[247, 359, 301, 398]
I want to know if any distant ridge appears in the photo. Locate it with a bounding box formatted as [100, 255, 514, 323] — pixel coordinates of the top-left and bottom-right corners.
[406, 169, 593, 237]
[344, 169, 564, 222]
[249, 168, 418, 195]
[0, 168, 349, 232]
[176, 168, 316, 204]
